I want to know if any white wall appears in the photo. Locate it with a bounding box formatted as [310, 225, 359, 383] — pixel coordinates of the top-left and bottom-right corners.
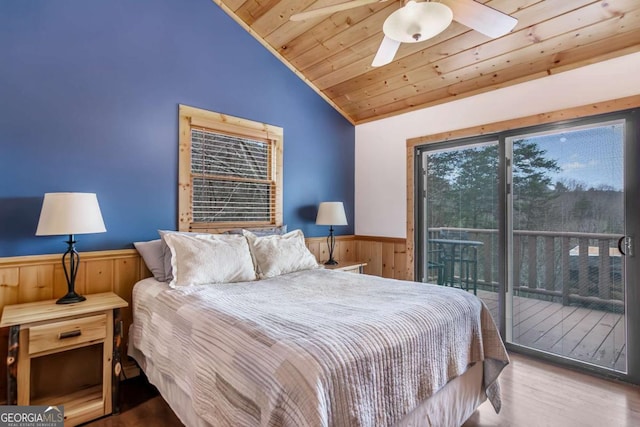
[355, 51, 640, 238]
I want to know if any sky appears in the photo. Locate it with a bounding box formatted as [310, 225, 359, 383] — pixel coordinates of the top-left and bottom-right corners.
[426, 120, 625, 191]
[515, 122, 624, 191]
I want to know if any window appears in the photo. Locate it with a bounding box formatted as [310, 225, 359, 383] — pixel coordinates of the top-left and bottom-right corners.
[178, 105, 283, 232]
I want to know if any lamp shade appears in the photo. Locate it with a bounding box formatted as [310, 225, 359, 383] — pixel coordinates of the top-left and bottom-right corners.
[36, 193, 106, 236]
[383, 1, 453, 43]
[316, 202, 348, 226]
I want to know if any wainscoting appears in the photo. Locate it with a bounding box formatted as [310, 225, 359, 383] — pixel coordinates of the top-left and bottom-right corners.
[0, 234, 408, 403]
[306, 235, 408, 280]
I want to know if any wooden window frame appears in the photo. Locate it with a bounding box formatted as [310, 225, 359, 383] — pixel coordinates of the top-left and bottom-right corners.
[178, 104, 283, 232]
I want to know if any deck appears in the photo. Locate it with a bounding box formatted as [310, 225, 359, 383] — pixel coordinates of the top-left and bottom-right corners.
[476, 289, 626, 372]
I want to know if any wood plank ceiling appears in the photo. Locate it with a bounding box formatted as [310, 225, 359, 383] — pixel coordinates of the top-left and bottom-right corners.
[213, 0, 640, 124]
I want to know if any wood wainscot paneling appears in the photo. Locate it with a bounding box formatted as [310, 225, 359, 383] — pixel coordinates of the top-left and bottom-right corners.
[353, 236, 408, 280]
[0, 234, 409, 402]
[307, 235, 408, 280]
[305, 235, 357, 264]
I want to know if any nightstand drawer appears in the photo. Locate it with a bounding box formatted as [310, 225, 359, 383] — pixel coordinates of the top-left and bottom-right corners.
[29, 314, 107, 355]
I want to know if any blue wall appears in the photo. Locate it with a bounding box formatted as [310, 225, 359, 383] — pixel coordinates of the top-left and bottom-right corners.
[0, 0, 355, 257]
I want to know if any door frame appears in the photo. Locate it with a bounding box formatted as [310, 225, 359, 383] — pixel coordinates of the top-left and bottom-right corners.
[408, 100, 640, 384]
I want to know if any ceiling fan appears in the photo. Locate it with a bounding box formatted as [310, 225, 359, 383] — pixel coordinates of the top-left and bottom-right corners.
[290, 0, 518, 67]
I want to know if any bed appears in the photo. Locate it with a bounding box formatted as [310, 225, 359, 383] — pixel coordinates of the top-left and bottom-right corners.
[129, 246, 508, 426]
[128, 234, 509, 427]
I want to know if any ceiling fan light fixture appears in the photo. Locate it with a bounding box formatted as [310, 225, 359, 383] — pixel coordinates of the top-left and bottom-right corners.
[383, 1, 453, 43]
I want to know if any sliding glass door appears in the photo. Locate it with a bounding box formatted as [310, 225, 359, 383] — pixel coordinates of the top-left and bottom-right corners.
[507, 121, 627, 372]
[416, 109, 639, 382]
[417, 139, 503, 328]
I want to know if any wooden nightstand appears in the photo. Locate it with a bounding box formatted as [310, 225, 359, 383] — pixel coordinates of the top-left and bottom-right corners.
[0, 292, 128, 426]
[323, 260, 367, 274]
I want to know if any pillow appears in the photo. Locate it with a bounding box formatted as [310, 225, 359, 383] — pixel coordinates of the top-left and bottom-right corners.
[243, 229, 319, 279]
[162, 232, 256, 288]
[134, 239, 167, 282]
[224, 225, 288, 237]
[158, 230, 211, 282]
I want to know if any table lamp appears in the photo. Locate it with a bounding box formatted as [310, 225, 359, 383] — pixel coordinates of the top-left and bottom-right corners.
[315, 201, 348, 265]
[36, 192, 106, 304]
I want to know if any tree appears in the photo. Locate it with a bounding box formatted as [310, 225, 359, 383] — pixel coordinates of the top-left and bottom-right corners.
[425, 140, 560, 232]
[425, 150, 463, 229]
[512, 139, 560, 230]
[426, 144, 499, 230]
[456, 145, 499, 229]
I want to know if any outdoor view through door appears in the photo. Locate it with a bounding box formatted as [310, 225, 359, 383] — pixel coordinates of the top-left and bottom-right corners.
[418, 110, 638, 379]
[508, 122, 625, 372]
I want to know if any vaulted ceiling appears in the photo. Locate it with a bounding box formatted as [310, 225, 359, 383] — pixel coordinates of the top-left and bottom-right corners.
[213, 0, 640, 124]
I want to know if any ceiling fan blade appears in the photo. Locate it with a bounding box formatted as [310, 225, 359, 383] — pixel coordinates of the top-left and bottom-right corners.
[372, 36, 401, 67]
[440, 0, 517, 38]
[291, 0, 387, 22]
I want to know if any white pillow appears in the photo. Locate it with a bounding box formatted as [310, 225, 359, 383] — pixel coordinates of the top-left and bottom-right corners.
[162, 232, 256, 287]
[159, 230, 211, 282]
[243, 229, 319, 279]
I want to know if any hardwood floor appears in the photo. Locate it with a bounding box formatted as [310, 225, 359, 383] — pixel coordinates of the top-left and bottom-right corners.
[86, 353, 640, 427]
[83, 376, 182, 427]
[463, 353, 640, 427]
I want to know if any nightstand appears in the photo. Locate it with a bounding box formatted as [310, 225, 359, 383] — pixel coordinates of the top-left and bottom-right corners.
[0, 292, 128, 426]
[323, 260, 367, 274]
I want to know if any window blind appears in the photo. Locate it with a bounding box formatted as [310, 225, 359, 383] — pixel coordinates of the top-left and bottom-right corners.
[190, 128, 274, 224]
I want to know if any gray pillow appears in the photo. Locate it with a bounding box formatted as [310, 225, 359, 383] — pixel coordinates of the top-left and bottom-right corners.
[223, 225, 288, 237]
[134, 239, 167, 282]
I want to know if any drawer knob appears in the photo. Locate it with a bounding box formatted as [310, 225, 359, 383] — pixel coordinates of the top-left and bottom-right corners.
[59, 330, 82, 340]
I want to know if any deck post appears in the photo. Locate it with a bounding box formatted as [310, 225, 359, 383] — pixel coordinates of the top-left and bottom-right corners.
[561, 237, 570, 306]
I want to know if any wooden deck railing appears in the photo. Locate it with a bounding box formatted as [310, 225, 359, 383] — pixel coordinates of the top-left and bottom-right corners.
[427, 228, 624, 309]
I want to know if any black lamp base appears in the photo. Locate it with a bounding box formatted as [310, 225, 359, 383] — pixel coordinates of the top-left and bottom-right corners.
[324, 225, 339, 266]
[57, 235, 86, 305]
[56, 291, 86, 305]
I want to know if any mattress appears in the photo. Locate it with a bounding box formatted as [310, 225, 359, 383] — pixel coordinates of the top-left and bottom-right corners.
[129, 269, 509, 426]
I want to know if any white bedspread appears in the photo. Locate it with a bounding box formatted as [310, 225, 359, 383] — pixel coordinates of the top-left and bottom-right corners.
[129, 269, 508, 427]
